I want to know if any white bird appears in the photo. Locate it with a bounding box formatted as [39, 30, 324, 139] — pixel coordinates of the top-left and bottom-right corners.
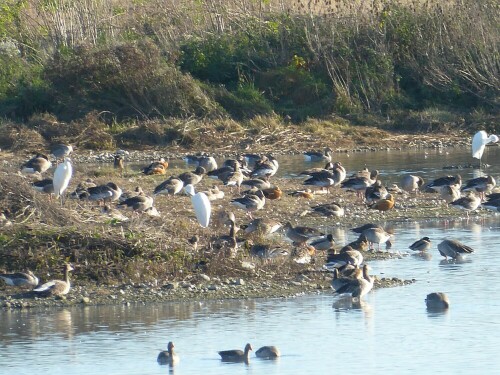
[53, 157, 73, 202]
[184, 184, 211, 228]
[472, 131, 499, 167]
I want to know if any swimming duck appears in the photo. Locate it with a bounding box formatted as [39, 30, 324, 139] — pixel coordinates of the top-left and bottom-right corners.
[425, 175, 462, 193]
[308, 202, 345, 217]
[0, 270, 39, 288]
[282, 222, 324, 245]
[21, 153, 52, 175]
[154, 176, 184, 196]
[437, 239, 474, 260]
[368, 193, 395, 212]
[401, 175, 425, 194]
[303, 147, 333, 162]
[218, 343, 252, 362]
[450, 192, 481, 217]
[157, 341, 179, 365]
[230, 190, 265, 219]
[178, 166, 205, 186]
[362, 227, 392, 251]
[143, 158, 168, 175]
[33, 264, 74, 297]
[425, 292, 450, 310]
[331, 264, 374, 300]
[409, 237, 431, 253]
[461, 175, 496, 201]
[255, 346, 280, 359]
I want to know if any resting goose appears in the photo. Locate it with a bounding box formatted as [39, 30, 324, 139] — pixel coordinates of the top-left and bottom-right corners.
[255, 346, 280, 359]
[401, 175, 424, 194]
[303, 147, 333, 162]
[331, 264, 374, 300]
[0, 270, 39, 288]
[33, 264, 74, 297]
[450, 192, 481, 217]
[154, 176, 184, 196]
[21, 153, 52, 175]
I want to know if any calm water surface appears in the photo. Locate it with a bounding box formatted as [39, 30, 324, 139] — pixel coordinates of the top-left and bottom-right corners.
[2, 146, 500, 374]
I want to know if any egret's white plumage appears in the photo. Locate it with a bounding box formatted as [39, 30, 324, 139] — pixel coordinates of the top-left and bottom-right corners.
[472, 131, 498, 162]
[53, 158, 73, 200]
[184, 184, 211, 227]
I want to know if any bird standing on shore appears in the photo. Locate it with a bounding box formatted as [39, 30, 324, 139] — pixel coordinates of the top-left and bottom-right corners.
[472, 130, 498, 168]
[21, 153, 52, 175]
[33, 264, 74, 297]
[53, 157, 72, 204]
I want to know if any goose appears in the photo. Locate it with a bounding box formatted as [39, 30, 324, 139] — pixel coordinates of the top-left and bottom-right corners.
[482, 199, 500, 212]
[32, 178, 54, 195]
[50, 144, 73, 161]
[223, 163, 244, 192]
[351, 223, 383, 234]
[409, 237, 431, 253]
[101, 204, 129, 221]
[303, 173, 336, 193]
[240, 176, 271, 191]
[368, 193, 395, 212]
[300, 162, 334, 177]
[485, 192, 500, 202]
[308, 202, 344, 217]
[0, 270, 39, 288]
[251, 155, 278, 177]
[325, 249, 363, 269]
[425, 292, 450, 310]
[437, 239, 474, 260]
[87, 182, 122, 203]
[218, 343, 252, 362]
[118, 186, 143, 203]
[341, 234, 369, 252]
[200, 186, 225, 201]
[308, 234, 335, 251]
[401, 175, 424, 194]
[154, 176, 184, 196]
[461, 175, 496, 201]
[440, 185, 461, 203]
[303, 147, 333, 162]
[242, 218, 282, 236]
[255, 346, 280, 359]
[425, 175, 462, 193]
[143, 158, 168, 175]
[331, 264, 374, 300]
[362, 227, 392, 251]
[341, 170, 379, 200]
[157, 341, 179, 365]
[69, 179, 96, 199]
[211, 218, 241, 256]
[331, 161, 347, 186]
[33, 264, 73, 297]
[230, 190, 265, 219]
[197, 155, 218, 172]
[118, 194, 154, 213]
[282, 222, 324, 245]
[178, 166, 205, 186]
[450, 192, 481, 217]
[472, 130, 498, 167]
[21, 153, 52, 174]
[365, 180, 388, 204]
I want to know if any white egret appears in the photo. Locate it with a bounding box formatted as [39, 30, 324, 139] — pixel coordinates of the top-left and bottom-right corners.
[53, 157, 73, 203]
[184, 184, 211, 228]
[472, 131, 498, 167]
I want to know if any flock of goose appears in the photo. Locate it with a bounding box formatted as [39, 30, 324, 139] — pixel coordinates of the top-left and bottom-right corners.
[2, 132, 499, 360]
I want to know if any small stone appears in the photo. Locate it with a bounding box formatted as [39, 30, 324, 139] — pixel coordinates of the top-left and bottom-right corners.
[199, 274, 211, 281]
[234, 278, 245, 286]
[119, 289, 125, 295]
[240, 261, 255, 270]
[207, 285, 218, 291]
[81, 297, 91, 304]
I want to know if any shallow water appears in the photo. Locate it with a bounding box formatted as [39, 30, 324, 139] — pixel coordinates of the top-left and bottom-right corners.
[2, 146, 500, 374]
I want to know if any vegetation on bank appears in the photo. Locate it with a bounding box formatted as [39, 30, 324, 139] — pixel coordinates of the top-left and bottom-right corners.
[0, 0, 498, 150]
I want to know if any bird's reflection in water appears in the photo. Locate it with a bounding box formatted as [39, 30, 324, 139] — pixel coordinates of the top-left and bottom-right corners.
[332, 296, 373, 319]
[439, 257, 472, 268]
[411, 252, 433, 261]
[426, 308, 450, 319]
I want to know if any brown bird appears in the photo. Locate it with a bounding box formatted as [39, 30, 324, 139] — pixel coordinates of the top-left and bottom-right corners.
[288, 189, 314, 199]
[114, 154, 124, 176]
[262, 186, 282, 200]
[33, 264, 74, 297]
[368, 193, 395, 212]
[157, 341, 179, 365]
[218, 343, 252, 362]
[143, 158, 168, 175]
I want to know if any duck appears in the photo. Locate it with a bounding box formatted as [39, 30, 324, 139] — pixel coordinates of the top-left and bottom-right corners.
[425, 175, 462, 193]
[440, 185, 461, 203]
[178, 166, 205, 186]
[282, 222, 324, 245]
[461, 175, 496, 201]
[154, 176, 184, 196]
[32, 178, 54, 195]
[143, 158, 168, 175]
[251, 155, 279, 177]
[262, 186, 282, 200]
[242, 218, 282, 236]
[21, 153, 52, 175]
[401, 175, 425, 194]
[450, 192, 481, 217]
[33, 264, 74, 297]
[409, 237, 431, 253]
[303, 147, 333, 162]
[308, 234, 335, 251]
[50, 144, 73, 161]
[331, 264, 374, 300]
[437, 239, 474, 260]
[308, 202, 344, 217]
[218, 343, 252, 362]
[368, 193, 395, 212]
[255, 346, 280, 359]
[341, 170, 379, 200]
[288, 189, 315, 199]
[157, 341, 179, 365]
[0, 270, 39, 288]
[362, 227, 392, 251]
[113, 154, 125, 176]
[230, 190, 266, 219]
[86, 182, 122, 203]
[425, 292, 450, 310]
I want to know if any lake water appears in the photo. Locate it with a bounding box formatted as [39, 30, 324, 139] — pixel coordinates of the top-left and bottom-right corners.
[1, 146, 500, 374]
